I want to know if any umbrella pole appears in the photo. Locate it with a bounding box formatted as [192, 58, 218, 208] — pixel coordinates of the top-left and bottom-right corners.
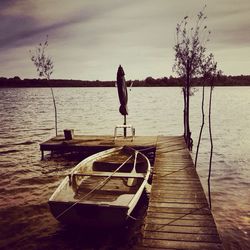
[124, 115, 127, 137]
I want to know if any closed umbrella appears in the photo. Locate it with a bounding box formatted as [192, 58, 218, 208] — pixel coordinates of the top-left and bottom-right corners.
[116, 65, 128, 137]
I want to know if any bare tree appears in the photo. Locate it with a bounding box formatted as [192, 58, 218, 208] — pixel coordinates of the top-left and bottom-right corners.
[173, 6, 212, 150]
[195, 54, 217, 168]
[196, 56, 218, 209]
[173, 7, 221, 210]
[30, 36, 58, 136]
[207, 68, 221, 209]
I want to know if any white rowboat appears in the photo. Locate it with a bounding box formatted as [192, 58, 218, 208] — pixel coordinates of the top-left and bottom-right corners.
[48, 146, 151, 228]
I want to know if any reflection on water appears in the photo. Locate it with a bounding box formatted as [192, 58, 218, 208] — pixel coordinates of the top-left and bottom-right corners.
[0, 87, 249, 249]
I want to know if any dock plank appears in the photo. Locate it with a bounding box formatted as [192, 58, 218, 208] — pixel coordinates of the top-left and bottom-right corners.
[140, 136, 223, 249]
[144, 224, 218, 235]
[40, 135, 157, 152]
[39, 135, 157, 161]
[147, 206, 212, 215]
[143, 231, 221, 243]
[141, 239, 222, 250]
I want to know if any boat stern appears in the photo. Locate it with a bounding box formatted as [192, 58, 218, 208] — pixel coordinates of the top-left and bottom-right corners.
[48, 201, 129, 228]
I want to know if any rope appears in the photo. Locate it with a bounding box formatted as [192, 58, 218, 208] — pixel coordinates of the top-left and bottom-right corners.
[138, 146, 156, 152]
[55, 154, 134, 220]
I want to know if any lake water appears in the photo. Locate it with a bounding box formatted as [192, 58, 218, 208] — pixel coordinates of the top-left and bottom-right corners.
[0, 87, 249, 249]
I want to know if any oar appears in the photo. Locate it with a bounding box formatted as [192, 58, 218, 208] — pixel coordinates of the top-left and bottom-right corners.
[127, 151, 138, 187]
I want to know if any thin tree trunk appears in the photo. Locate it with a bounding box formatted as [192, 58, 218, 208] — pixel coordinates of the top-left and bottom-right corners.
[186, 61, 192, 150]
[183, 87, 187, 139]
[50, 88, 58, 136]
[208, 84, 213, 209]
[195, 85, 205, 168]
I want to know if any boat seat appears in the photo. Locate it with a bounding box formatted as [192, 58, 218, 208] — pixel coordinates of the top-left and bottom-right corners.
[93, 161, 144, 172]
[73, 171, 145, 179]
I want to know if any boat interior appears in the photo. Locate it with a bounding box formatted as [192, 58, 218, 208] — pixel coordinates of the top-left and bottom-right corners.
[70, 148, 148, 204]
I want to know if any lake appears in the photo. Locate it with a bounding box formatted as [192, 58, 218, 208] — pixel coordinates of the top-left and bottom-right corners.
[0, 87, 249, 249]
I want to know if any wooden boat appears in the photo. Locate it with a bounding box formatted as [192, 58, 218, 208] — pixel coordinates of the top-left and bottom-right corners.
[48, 146, 151, 228]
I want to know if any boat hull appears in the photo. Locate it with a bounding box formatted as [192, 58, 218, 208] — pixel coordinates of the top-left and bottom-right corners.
[49, 200, 129, 228]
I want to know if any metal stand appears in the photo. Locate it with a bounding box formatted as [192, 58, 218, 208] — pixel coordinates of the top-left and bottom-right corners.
[114, 124, 135, 141]
[124, 115, 127, 137]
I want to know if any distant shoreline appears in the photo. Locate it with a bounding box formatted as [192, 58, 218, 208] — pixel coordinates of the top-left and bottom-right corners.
[1, 75, 250, 87]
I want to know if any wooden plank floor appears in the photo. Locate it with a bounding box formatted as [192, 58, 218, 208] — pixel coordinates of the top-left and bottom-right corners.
[40, 135, 157, 159]
[138, 136, 223, 250]
[40, 135, 157, 152]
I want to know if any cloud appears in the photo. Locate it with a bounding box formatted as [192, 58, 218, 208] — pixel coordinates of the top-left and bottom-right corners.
[0, 2, 95, 50]
[0, 0, 250, 79]
[1, 0, 126, 46]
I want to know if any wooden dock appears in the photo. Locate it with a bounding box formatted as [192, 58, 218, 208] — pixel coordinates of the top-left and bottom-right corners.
[138, 136, 223, 250]
[40, 135, 157, 160]
[40, 135, 223, 249]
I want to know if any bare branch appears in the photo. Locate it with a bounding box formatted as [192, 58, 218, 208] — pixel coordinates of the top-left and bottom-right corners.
[30, 36, 54, 80]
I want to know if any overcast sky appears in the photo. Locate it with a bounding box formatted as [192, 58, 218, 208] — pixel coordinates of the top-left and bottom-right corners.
[0, 0, 249, 80]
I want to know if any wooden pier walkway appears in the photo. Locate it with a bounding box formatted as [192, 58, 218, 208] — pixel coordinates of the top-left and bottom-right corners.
[138, 136, 223, 250]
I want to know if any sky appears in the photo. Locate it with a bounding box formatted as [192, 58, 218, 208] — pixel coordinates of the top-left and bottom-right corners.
[0, 0, 250, 80]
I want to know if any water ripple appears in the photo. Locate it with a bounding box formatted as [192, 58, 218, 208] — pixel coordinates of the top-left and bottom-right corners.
[0, 87, 249, 249]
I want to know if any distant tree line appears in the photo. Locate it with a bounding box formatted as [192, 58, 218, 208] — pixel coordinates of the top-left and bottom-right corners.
[0, 74, 250, 87]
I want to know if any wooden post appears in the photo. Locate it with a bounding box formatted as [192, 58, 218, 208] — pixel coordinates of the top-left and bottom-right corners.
[41, 150, 44, 160]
